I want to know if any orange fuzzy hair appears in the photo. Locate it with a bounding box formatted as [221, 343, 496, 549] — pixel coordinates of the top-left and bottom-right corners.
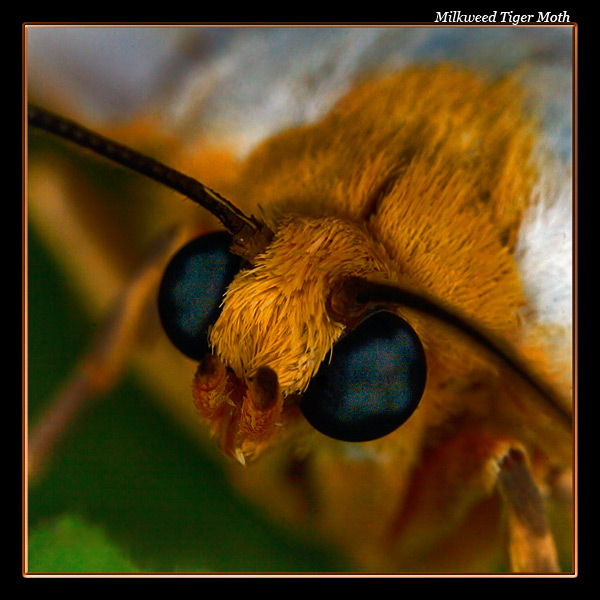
[198, 66, 564, 459]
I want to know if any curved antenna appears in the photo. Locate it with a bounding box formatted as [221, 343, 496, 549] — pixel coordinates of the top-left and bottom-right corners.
[27, 104, 274, 261]
[330, 276, 573, 431]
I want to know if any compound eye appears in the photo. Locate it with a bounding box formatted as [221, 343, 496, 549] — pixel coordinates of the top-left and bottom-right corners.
[158, 231, 243, 361]
[300, 311, 427, 442]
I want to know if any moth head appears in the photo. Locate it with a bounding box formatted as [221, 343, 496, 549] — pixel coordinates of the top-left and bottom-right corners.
[158, 214, 431, 462]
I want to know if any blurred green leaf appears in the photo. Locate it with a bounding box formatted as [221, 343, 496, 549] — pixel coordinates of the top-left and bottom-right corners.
[28, 514, 143, 573]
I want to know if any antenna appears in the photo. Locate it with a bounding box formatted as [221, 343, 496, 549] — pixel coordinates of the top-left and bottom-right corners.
[28, 105, 274, 261]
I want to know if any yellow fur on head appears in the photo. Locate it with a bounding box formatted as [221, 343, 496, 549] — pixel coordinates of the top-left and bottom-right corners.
[210, 215, 398, 395]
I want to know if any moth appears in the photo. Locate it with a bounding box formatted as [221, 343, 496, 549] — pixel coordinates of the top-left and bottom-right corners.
[26, 26, 574, 574]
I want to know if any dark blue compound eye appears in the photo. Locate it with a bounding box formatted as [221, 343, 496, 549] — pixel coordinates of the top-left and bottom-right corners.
[158, 231, 243, 361]
[300, 311, 427, 442]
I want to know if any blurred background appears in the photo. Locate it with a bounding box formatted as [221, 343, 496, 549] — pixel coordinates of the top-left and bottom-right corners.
[25, 24, 574, 574]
